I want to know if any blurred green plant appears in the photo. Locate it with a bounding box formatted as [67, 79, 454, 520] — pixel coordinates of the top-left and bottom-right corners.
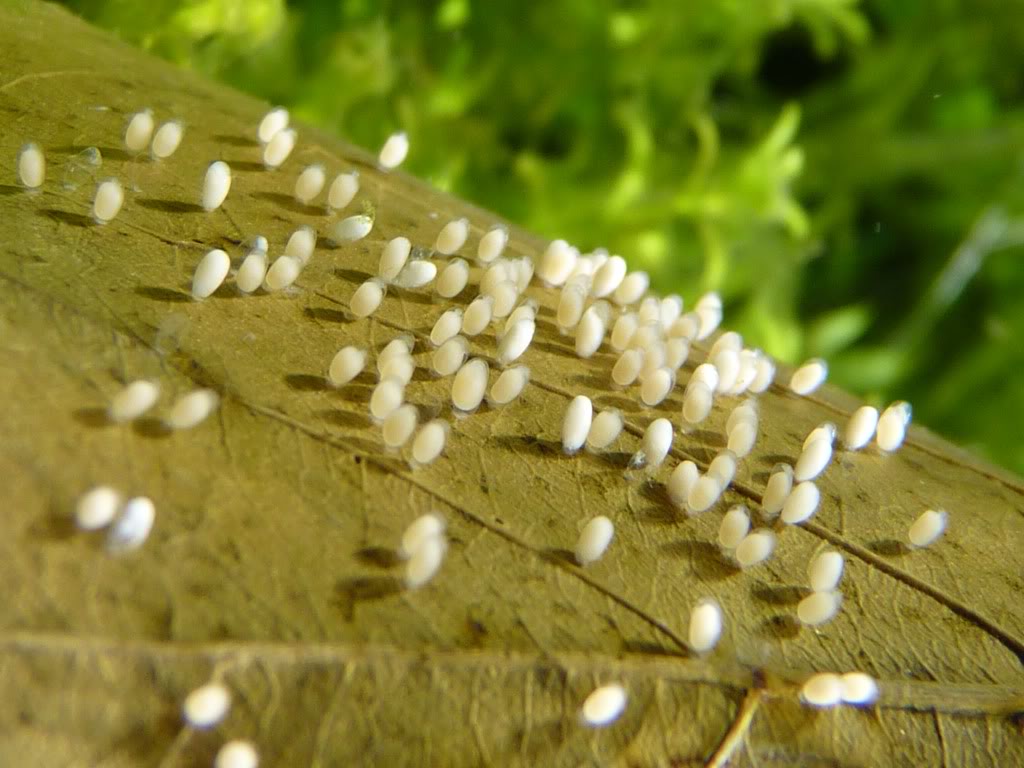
[59, 0, 1024, 474]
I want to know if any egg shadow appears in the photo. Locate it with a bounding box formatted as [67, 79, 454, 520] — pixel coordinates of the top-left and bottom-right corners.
[751, 582, 808, 606]
[212, 134, 258, 147]
[492, 434, 576, 461]
[0, 184, 22, 196]
[660, 539, 736, 580]
[334, 267, 372, 285]
[317, 408, 370, 429]
[333, 576, 402, 621]
[759, 614, 801, 640]
[354, 546, 401, 569]
[285, 373, 329, 392]
[38, 208, 93, 228]
[136, 198, 204, 214]
[135, 286, 191, 303]
[73, 407, 111, 428]
[867, 539, 908, 557]
[304, 306, 351, 324]
[253, 190, 319, 215]
[226, 160, 266, 172]
[132, 418, 171, 439]
[540, 547, 576, 566]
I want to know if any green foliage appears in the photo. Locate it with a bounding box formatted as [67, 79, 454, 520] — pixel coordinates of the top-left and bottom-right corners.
[58, 0, 1024, 474]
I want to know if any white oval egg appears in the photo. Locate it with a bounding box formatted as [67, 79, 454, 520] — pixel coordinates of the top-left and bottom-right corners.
[434, 217, 469, 255]
[840, 672, 879, 706]
[801, 673, 843, 708]
[537, 239, 577, 286]
[124, 109, 154, 153]
[258, 106, 289, 143]
[477, 225, 508, 263]
[781, 481, 820, 525]
[489, 366, 530, 405]
[106, 496, 155, 553]
[797, 590, 842, 626]
[688, 598, 723, 654]
[183, 682, 230, 728]
[192, 248, 230, 300]
[378, 131, 409, 170]
[328, 346, 366, 387]
[451, 358, 489, 412]
[734, 529, 775, 568]
[432, 336, 469, 376]
[436, 258, 470, 298]
[794, 437, 832, 482]
[562, 395, 593, 454]
[328, 171, 359, 210]
[284, 226, 316, 266]
[586, 409, 623, 451]
[405, 534, 446, 588]
[580, 683, 627, 728]
[411, 420, 449, 467]
[350, 278, 385, 319]
[749, 354, 775, 393]
[431, 308, 464, 347]
[92, 178, 124, 224]
[707, 451, 738, 489]
[165, 389, 219, 430]
[612, 271, 649, 306]
[331, 213, 373, 244]
[789, 357, 828, 395]
[612, 348, 643, 387]
[908, 509, 947, 549]
[503, 300, 537, 333]
[708, 331, 742, 360]
[762, 464, 794, 518]
[497, 319, 535, 366]
[236, 250, 268, 294]
[263, 255, 302, 291]
[461, 295, 494, 336]
[294, 164, 325, 205]
[632, 418, 672, 469]
[380, 355, 415, 386]
[151, 120, 184, 159]
[712, 348, 740, 393]
[369, 378, 404, 420]
[640, 367, 673, 407]
[611, 312, 638, 351]
[687, 475, 722, 514]
[665, 337, 690, 370]
[75, 486, 121, 531]
[263, 127, 297, 169]
[718, 506, 750, 549]
[844, 405, 879, 450]
[557, 279, 588, 330]
[876, 400, 912, 452]
[215, 740, 258, 768]
[682, 381, 714, 425]
[394, 260, 437, 289]
[382, 404, 418, 449]
[399, 513, 446, 559]
[109, 380, 160, 423]
[576, 516, 614, 565]
[591, 255, 627, 298]
[727, 421, 757, 458]
[808, 550, 845, 592]
[667, 460, 699, 506]
[18, 142, 45, 188]
[575, 304, 607, 358]
[201, 161, 231, 211]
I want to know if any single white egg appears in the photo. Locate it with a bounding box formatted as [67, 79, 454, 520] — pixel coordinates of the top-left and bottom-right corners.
[124, 109, 154, 153]
[461, 295, 494, 336]
[668, 460, 699, 506]
[151, 120, 184, 159]
[688, 598, 723, 654]
[235, 250, 268, 294]
[350, 278, 385, 319]
[435, 217, 469, 255]
[749, 353, 776, 393]
[380, 355, 415, 386]
[263, 127, 296, 169]
[682, 381, 714, 425]
[794, 438, 833, 482]
[399, 513, 446, 559]
[708, 331, 742, 360]
[258, 106, 289, 143]
[803, 422, 837, 450]
[840, 672, 879, 706]
[808, 550, 845, 592]
[477, 225, 508, 263]
[669, 313, 700, 341]
[707, 450, 738, 489]
[844, 405, 879, 450]
[781, 481, 820, 525]
[537, 239, 577, 286]
[712, 348, 740, 393]
[727, 421, 758, 458]
[377, 336, 414, 373]
[17, 142, 45, 188]
[631, 418, 672, 469]
[328, 346, 366, 387]
[580, 683, 627, 728]
[405, 534, 446, 589]
[394, 260, 437, 289]
[436, 258, 470, 298]
[183, 682, 231, 728]
[92, 178, 124, 224]
[380, 237, 412, 283]
[294, 164, 326, 205]
[612, 271, 649, 306]
[263, 255, 302, 292]
[165, 389, 219, 431]
[876, 400, 912, 452]
[201, 161, 231, 211]
[411, 420, 449, 467]
[327, 170, 359, 210]
[497, 319, 535, 366]
[762, 464, 794, 518]
[109, 380, 160, 423]
[575, 304, 608, 359]
[557, 278, 588, 331]
[488, 366, 529, 405]
[369, 378, 404, 420]
[451, 358, 489, 412]
[382, 404, 418, 449]
[586, 409, 623, 451]
[800, 673, 843, 708]
[192, 248, 231, 300]
[378, 131, 409, 170]
[734, 529, 775, 568]
[665, 337, 690, 370]
[330, 213, 373, 244]
[562, 395, 593, 454]
[611, 348, 643, 387]
[503, 300, 537, 334]
[908, 508, 947, 549]
[591, 255, 627, 298]
[215, 739, 259, 768]
[576, 516, 614, 565]
[611, 313, 638, 352]
[797, 590, 842, 626]
[284, 226, 317, 266]
[431, 308, 463, 347]
[789, 358, 828, 395]
[687, 475, 722, 514]
[106, 496, 155, 553]
[640, 368, 674, 407]
[75, 486, 121, 531]
[432, 336, 469, 376]
[718, 506, 751, 550]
